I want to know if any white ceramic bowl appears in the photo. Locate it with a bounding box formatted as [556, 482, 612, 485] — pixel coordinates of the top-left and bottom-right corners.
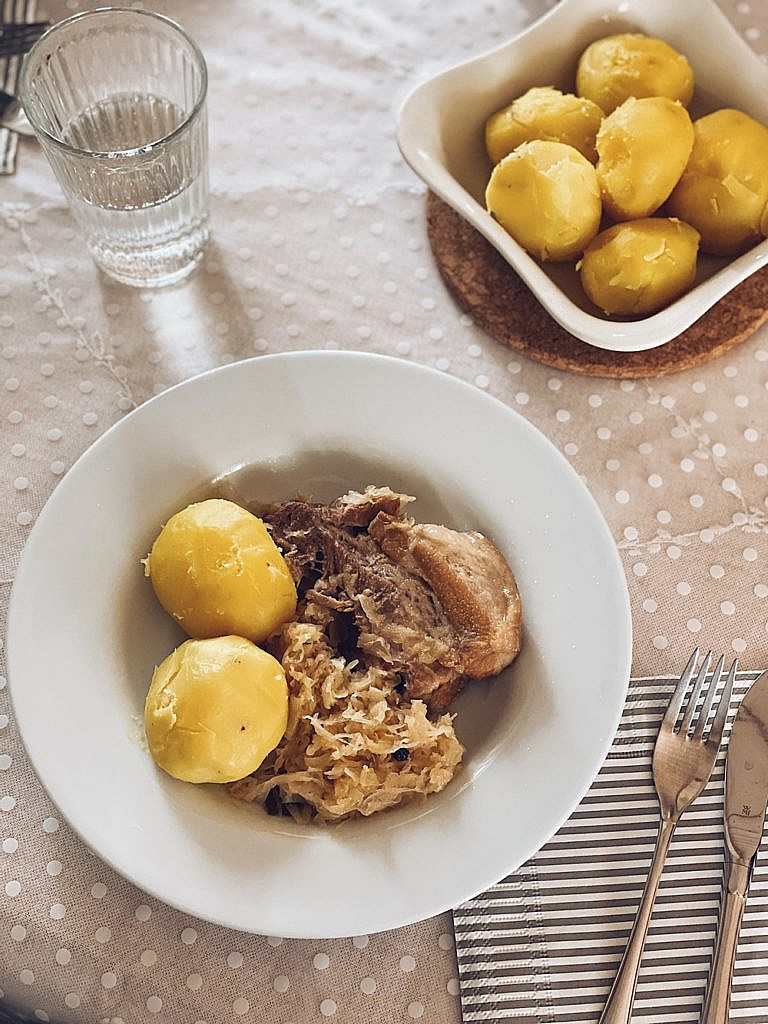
[7, 352, 631, 937]
[397, 0, 768, 353]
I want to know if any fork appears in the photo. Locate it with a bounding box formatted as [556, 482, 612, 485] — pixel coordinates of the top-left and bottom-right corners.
[0, 91, 33, 136]
[0, 21, 49, 59]
[598, 649, 736, 1024]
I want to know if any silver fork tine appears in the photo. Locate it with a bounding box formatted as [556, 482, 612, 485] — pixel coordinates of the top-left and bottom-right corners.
[0, 22, 48, 56]
[0, 22, 48, 39]
[661, 647, 700, 730]
[1, 28, 26, 46]
[679, 650, 712, 734]
[693, 654, 725, 740]
[706, 658, 737, 749]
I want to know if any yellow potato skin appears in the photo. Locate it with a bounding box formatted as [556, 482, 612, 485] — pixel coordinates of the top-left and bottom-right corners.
[576, 33, 694, 114]
[146, 498, 297, 644]
[668, 109, 768, 255]
[145, 636, 288, 784]
[579, 218, 700, 316]
[485, 140, 601, 261]
[484, 87, 604, 165]
[596, 97, 694, 221]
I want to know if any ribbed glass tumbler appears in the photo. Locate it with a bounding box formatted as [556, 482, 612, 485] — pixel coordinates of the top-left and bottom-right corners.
[20, 8, 209, 287]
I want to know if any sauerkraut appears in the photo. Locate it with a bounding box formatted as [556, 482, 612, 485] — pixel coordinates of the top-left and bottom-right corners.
[229, 619, 464, 823]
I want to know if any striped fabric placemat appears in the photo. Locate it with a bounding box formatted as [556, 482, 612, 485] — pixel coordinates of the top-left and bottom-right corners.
[1, 0, 37, 176]
[454, 671, 768, 1023]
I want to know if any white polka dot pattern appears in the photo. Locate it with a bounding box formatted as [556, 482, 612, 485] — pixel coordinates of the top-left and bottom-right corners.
[1, 0, 767, 1021]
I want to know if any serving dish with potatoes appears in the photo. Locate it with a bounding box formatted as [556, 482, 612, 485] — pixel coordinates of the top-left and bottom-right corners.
[483, 33, 768, 318]
[397, 0, 768, 351]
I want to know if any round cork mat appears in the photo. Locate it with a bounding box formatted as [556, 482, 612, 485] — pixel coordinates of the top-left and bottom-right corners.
[426, 191, 768, 378]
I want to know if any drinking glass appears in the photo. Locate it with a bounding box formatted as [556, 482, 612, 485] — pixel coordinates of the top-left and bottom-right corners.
[20, 8, 209, 287]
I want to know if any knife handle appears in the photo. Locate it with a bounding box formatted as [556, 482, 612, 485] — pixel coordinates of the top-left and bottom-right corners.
[700, 857, 751, 1024]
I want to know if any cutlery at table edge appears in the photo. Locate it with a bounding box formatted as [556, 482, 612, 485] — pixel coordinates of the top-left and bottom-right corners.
[0, 20, 49, 59]
[0, 91, 34, 137]
[700, 668, 768, 1024]
[599, 650, 736, 1024]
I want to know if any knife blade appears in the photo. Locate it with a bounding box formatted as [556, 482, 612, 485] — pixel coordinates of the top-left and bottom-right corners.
[701, 670, 768, 1024]
[724, 670, 768, 864]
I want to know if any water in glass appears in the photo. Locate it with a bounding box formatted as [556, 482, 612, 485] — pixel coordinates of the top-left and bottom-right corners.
[61, 93, 208, 286]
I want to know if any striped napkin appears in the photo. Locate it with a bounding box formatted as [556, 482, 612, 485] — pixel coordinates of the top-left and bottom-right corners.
[454, 671, 768, 1023]
[0, 0, 37, 175]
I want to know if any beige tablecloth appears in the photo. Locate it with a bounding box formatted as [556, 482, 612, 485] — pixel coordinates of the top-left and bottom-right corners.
[1, 0, 767, 1021]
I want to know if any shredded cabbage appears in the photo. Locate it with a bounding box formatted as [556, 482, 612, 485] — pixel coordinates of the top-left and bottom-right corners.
[229, 619, 464, 823]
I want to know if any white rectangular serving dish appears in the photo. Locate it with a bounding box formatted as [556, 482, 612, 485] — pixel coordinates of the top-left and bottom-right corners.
[397, 0, 768, 353]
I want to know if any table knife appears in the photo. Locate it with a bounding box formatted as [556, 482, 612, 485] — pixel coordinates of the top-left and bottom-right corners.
[701, 670, 768, 1024]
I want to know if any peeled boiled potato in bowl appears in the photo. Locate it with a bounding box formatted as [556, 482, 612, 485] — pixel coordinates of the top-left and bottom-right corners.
[579, 218, 700, 316]
[485, 140, 601, 262]
[145, 498, 296, 644]
[145, 636, 288, 784]
[668, 109, 768, 255]
[485, 86, 604, 165]
[595, 97, 693, 221]
[576, 33, 694, 114]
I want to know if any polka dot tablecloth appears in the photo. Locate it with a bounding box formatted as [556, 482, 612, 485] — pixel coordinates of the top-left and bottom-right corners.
[1, 0, 768, 1021]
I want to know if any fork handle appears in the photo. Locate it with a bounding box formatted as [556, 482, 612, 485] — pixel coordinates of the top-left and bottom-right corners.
[700, 856, 751, 1024]
[598, 816, 676, 1024]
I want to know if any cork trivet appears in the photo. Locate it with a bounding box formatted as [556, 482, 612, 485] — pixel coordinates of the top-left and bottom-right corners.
[426, 191, 768, 378]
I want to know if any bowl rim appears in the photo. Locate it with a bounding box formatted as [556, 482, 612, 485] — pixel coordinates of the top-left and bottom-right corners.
[396, 0, 768, 353]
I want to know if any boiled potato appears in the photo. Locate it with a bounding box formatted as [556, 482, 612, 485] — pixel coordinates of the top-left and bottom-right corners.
[596, 96, 693, 220]
[484, 87, 604, 164]
[579, 217, 700, 316]
[762, 198, 768, 239]
[485, 140, 601, 261]
[668, 109, 768, 254]
[576, 33, 694, 114]
[145, 636, 288, 784]
[145, 498, 297, 643]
